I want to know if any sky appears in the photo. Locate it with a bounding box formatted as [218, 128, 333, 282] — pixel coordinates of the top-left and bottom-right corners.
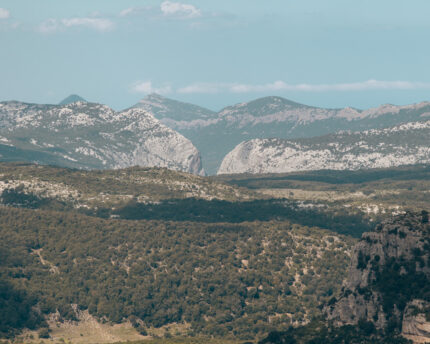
[1, 0, 430, 111]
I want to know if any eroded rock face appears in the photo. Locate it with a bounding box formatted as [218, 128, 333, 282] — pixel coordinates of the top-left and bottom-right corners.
[0, 101, 204, 175]
[135, 95, 430, 174]
[402, 300, 430, 343]
[218, 121, 430, 175]
[325, 211, 430, 341]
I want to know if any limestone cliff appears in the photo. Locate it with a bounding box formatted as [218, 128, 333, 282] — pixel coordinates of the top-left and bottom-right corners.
[325, 211, 430, 341]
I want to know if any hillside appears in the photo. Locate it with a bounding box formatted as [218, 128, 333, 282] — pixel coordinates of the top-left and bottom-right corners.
[134, 95, 430, 174]
[257, 211, 430, 343]
[325, 211, 430, 342]
[0, 206, 355, 340]
[218, 121, 430, 174]
[0, 162, 253, 205]
[1, 163, 429, 343]
[135, 93, 215, 123]
[216, 165, 430, 216]
[0, 163, 373, 237]
[0, 100, 204, 175]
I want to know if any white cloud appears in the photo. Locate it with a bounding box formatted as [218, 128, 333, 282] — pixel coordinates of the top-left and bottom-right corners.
[119, 7, 150, 17]
[177, 82, 230, 94]
[0, 8, 10, 19]
[160, 1, 201, 18]
[119, 2, 202, 20]
[120, 7, 136, 17]
[131, 81, 172, 95]
[178, 80, 430, 94]
[38, 17, 114, 33]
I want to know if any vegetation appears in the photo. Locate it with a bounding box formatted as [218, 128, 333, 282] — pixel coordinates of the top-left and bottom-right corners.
[0, 206, 355, 339]
[115, 338, 241, 344]
[0, 162, 373, 238]
[1, 163, 430, 342]
[0, 279, 44, 338]
[217, 164, 430, 187]
[0, 162, 255, 204]
[373, 252, 430, 328]
[258, 319, 411, 344]
[217, 164, 430, 223]
[112, 198, 371, 237]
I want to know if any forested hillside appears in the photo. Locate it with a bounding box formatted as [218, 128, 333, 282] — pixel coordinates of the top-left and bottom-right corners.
[0, 207, 355, 339]
[0, 163, 429, 343]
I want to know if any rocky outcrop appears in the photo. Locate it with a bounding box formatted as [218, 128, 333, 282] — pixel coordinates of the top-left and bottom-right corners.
[0, 101, 204, 175]
[218, 121, 430, 174]
[325, 211, 430, 342]
[402, 300, 430, 343]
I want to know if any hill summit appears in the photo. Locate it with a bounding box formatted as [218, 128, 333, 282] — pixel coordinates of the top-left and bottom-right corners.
[58, 94, 86, 105]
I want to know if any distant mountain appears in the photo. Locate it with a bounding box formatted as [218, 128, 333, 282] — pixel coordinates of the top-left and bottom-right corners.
[0, 100, 204, 175]
[218, 120, 430, 174]
[58, 94, 86, 105]
[134, 93, 215, 123]
[134, 95, 430, 174]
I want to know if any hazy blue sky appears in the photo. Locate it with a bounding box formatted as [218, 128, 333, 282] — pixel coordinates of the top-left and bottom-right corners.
[1, 0, 430, 110]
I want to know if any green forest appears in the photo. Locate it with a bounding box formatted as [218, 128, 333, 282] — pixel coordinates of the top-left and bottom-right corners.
[0, 206, 355, 339]
[0, 162, 429, 343]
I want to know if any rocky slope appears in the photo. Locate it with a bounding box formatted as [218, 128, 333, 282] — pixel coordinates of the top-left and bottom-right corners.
[0, 162, 253, 210]
[325, 211, 430, 342]
[0, 100, 204, 175]
[134, 93, 215, 125]
[218, 120, 430, 174]
[134, 94, 430, 174]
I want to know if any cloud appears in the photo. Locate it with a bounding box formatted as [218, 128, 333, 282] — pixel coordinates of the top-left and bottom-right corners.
[131, 81, 172, 95]
[177, 80, 430, 94]
[119, 7, 150, 17]
[0, 8, 10, 19]
[177, 82, 231, 94]
[38, 17, 114, 33]
[120, 2, 201, 20]
[120, 8, 137, 17]
[160, 1, 201, 19]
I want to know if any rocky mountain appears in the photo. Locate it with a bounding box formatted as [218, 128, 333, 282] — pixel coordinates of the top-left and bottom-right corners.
[134, 93, 215, 124]
[0, 100, 204, 175]
[58, 94, 86, 105]
[134, 94, 430, 174]
[218, 120, 430, 174]
[325, 211, 430, 343]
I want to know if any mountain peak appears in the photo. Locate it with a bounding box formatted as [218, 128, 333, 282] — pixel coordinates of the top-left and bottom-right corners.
[59, 94, 86, 105]
[134, 94, 215, 122]
[144, 93, 165, 100]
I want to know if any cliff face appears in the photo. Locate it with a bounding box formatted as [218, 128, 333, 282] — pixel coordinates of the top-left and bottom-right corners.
[325, 211, 430, 341]
[402, 300, 430, 343]
[135, 95, 430, 175]
[218, 121, 430, 175]
[0, 101, 205, 175]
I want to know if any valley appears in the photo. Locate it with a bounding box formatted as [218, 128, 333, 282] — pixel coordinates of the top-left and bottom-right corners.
[136, 94, 430, 174]
[2, 1, 429, 342]
[1, 93, 430, 344]
[0, 162, 429, 343]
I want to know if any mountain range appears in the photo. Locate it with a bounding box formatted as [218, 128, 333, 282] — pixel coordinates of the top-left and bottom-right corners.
[218, 120, 430, 174]
[135, 94, 430, 174]
[0, 100, 204, 175]
[1, 94, 430, 176]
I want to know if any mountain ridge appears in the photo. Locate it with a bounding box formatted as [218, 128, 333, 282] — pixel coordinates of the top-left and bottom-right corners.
[0, 100, 204, 175]
[134, 94, 430, 174]
[58, 94, 86, 105]
[218, 119, 430, 174]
